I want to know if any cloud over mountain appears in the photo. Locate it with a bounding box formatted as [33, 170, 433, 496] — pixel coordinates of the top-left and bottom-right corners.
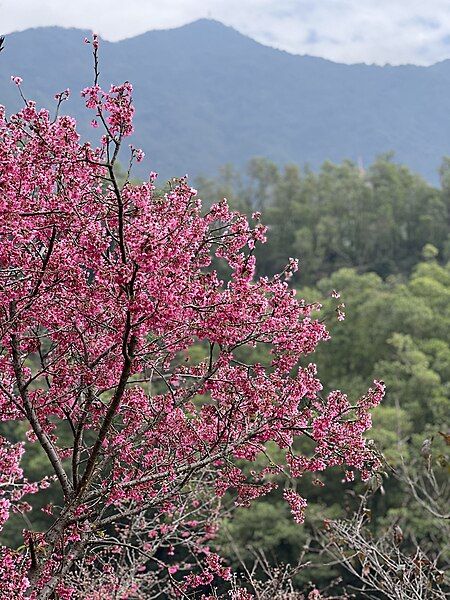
[4, 0, 450, 65]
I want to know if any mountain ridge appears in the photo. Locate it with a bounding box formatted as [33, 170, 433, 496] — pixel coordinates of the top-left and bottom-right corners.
[1, 20, 449, 183]
[5, 19, 445, 68]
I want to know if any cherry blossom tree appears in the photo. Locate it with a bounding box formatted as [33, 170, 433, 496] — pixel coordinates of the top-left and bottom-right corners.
[0, 36, 384, 599]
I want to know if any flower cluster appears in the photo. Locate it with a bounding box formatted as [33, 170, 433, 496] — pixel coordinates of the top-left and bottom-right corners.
[81, 81, 134, 137]
[283, 489, 308, 524]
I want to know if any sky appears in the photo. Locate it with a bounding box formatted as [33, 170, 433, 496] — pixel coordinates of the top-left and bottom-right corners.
[3, 0, 450, 66]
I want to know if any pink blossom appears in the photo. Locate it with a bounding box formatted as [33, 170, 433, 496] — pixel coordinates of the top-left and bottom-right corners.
[336, 302, 346, 321]
[135, 148, 145, 162]
[283, 490, 308, 524]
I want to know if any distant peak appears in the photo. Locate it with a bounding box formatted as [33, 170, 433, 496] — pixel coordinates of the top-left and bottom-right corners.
[178, 18, 242, 35]
[186, 18, 228, 27]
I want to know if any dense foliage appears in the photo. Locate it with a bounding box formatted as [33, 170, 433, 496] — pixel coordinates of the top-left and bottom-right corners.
[197, 155, 450, 283]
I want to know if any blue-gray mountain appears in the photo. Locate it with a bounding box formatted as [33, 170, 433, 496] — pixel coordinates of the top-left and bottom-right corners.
[1, 19, 450, 183]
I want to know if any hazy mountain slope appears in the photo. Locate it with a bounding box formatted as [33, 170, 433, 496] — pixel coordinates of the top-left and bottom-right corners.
[1, 19, 450, 182]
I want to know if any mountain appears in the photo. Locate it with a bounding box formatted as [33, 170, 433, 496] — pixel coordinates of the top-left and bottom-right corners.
[1, 19, 450, 183]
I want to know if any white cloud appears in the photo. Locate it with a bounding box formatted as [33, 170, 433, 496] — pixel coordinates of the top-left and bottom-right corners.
[3, 0, 450, 65]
